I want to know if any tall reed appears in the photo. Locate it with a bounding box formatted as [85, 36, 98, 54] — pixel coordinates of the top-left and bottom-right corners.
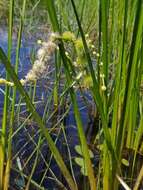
[0, 0, 142, 189]
[0, 0, 14, 189]
[45, 1, 97, 189]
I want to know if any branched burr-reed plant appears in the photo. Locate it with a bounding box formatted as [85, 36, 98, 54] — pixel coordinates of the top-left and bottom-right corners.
[0, 0, 143, 190]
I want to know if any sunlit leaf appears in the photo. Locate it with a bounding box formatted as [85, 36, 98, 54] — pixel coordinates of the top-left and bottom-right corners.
[75, 145, 94, 158]
[121, 159, 129, 167]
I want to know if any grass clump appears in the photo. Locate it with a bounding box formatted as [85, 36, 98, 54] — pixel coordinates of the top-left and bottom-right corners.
[0, 0, 143, 190]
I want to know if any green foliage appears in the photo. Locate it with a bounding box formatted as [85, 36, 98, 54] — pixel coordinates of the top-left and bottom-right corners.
[0, 0, 143, 189]
[62, 31, 76, 42]
[121, 159, 129, 167]
[75, 145, 94, 158]
[74, 145, 94, 176]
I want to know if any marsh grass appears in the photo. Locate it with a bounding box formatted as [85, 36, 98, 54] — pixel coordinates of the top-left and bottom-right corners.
[0, 0, 143, 190]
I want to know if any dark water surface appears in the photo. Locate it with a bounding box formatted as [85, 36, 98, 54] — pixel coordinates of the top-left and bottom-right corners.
[0, 28, 96, 189]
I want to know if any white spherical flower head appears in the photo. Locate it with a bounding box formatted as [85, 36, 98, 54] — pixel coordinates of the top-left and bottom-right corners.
[20, 32, 58, 85]
[46, 42, 57, 54]
[37, 48, 46, 60]
[101, 85, 106, 91]
[20, 79, 26, 85]
[25, 71, 37, 82]
[73, 61, 77, 67]
[33, 60, 40, 66]
[100, 74, 105, 78]
[33, 61, 42, 71]
[38, 65, 46, 74]
[50, 32, 60, 41]
[42, 42, 48, 46]
[37, 39, 42, 44]
[96, 53, 100, 57]
[100, 62, 103, 66]
[85, 34, 89, 38]
[65, 51, 69, 56]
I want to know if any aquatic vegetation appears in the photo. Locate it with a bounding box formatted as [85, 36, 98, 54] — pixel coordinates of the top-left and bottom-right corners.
[0, 78, 14, 86]
[0, 0, 143, 190]
[21, 34, 58, 85]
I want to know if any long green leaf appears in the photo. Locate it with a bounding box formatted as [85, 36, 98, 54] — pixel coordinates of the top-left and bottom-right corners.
[46, 1, 97, 189]
[0, 47, 77, 190]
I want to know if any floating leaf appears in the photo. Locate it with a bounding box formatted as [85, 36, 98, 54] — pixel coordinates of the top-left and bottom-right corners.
[80, 166, 88, 176]
[122, 158, 129, 167]
[75, 145, 94, 158]
[74, 157, 88, 176]
[74, 157, 85, 167]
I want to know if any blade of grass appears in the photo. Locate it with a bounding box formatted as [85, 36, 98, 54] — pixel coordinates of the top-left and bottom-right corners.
[133, 164, 143, 190]
[4, 1, 27, 190]
[70, 0, 117, 166]
[0, 47, 77, 190]
[131, 41, 143, 178]
[116, 0, 143, 157]
[0, 0, 14, 188]
[46, 1, 97, 189]
[100, 0, 108, 86]
[112, 0, 143, 188]
[111, 0, 128, 148]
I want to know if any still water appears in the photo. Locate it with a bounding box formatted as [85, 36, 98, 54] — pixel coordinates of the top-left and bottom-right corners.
[0, 28, 94, 189]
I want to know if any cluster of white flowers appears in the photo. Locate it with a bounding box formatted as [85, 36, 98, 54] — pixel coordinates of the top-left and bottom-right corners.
[21, 33, 59, 85]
